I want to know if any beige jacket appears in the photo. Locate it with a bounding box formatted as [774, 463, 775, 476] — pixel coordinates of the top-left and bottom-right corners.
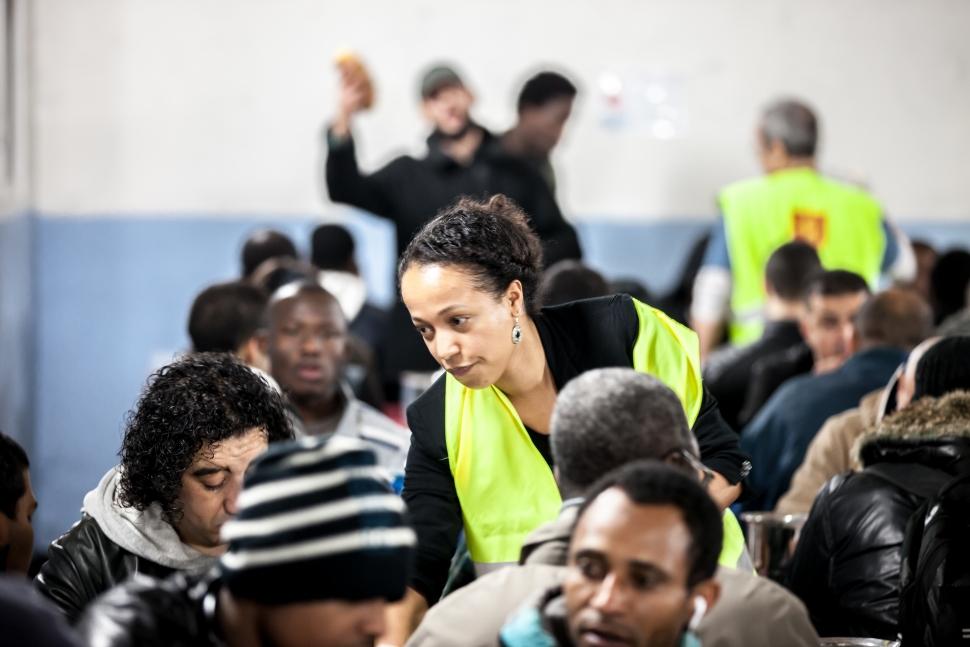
[775, 388, 883, 515]
[407, 507, 819, 647]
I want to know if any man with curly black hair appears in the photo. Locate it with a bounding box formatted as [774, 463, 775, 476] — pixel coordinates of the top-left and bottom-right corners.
[35, 353, 292, 623]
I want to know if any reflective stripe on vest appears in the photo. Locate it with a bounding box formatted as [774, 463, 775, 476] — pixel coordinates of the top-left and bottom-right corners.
[720, 167, 885, 345]
[444, 298, 705, 566]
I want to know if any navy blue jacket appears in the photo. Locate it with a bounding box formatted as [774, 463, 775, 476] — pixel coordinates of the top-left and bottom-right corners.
[740, 346, 905, 511]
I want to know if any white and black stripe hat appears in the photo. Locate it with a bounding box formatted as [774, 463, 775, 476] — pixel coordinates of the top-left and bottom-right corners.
[219, 436, 416, 604]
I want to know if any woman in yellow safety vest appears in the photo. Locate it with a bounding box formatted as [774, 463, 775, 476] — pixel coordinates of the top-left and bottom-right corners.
[389, 194, 751, 638]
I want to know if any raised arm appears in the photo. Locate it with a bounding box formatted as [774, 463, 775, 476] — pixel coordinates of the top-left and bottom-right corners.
[324, 63, 396, 218]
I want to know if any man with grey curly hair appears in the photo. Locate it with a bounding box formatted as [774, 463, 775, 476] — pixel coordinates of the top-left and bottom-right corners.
[549, 368, 698, 500]
[408, 368, 818, 647]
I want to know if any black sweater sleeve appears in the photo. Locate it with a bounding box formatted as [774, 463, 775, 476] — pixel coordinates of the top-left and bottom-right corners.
[324, 128, 397, 219]
[523, 178, 582, 266]
[401, 384, 462, 605]
[692, 387, 751, 484]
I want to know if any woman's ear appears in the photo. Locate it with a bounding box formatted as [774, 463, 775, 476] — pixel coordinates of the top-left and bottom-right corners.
[506, 279, 525, 315]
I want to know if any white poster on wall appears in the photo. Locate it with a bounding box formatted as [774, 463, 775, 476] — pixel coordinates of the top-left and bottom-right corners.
[597, 67, 689, 140]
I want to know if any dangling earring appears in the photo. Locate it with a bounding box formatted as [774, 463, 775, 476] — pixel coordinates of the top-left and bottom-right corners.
[511, 315, 522, 345]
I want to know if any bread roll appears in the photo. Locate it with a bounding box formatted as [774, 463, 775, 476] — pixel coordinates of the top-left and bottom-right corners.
[334, 49, 374, 109]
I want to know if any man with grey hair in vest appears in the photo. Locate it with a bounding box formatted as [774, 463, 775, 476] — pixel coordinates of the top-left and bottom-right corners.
[690, 98, 915, 360]
[78, 437, 416, 647]
[408, 368, 818, 647]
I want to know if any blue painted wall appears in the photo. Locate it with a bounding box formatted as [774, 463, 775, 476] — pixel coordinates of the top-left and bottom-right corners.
[19, 212, 970, 547]
[0, 213, 34, 451]
[29, 212, 400, 545]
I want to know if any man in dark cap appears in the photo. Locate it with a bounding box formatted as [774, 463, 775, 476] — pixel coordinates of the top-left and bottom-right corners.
[324, 60, 582, 382]
[78, 437, 416, 647]
[326, 61, 580, 265]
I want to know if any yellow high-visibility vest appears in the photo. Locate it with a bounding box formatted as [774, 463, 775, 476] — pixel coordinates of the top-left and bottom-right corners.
[444, 299, 746, 570]
[720, 167, 885, 346]
[719, 507, 749, 570]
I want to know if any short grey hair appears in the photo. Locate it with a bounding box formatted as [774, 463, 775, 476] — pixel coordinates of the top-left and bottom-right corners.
[550, 368, 695, 498]
[760, 98, 818, 157]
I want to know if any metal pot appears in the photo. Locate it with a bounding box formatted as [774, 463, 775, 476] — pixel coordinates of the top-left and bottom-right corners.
[739, 511, 807, 583]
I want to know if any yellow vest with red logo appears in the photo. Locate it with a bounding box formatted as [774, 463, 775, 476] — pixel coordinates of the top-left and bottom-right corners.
[721, 167, 885, 346]
[444, 299, 744, 571]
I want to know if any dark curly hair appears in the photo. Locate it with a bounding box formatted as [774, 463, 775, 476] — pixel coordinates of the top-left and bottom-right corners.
[398, 194, 544, 316]
[118, 353, 292, 521]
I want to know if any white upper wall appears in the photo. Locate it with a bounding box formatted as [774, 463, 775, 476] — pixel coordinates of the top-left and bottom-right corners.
[31, 0, 970, 219]
[0, 0, 33, 217]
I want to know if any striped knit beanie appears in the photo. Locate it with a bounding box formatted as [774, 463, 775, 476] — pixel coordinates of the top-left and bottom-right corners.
[219, 436, 416, 604]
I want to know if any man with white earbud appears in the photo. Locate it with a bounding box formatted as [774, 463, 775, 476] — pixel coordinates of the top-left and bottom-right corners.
[408, 369, 818, 647]
[500, 462, 720, 647]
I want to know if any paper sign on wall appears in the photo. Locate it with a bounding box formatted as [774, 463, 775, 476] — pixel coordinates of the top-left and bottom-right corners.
[597, 68, 688, 139]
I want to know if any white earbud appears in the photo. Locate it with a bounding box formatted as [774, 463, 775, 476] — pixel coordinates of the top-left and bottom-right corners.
[688, 596, 708, 632]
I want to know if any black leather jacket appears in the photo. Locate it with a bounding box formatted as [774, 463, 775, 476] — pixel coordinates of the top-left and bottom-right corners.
[78, 571, 223, 647]
[34, 515, 175, 624]
[787, 435, 970, 639]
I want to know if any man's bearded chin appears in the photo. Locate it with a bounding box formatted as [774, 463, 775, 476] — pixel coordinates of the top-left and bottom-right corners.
[433, 118, 474, 141]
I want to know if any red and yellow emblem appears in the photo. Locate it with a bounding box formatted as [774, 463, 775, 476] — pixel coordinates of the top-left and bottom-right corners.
[792, 210, 827, 247]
